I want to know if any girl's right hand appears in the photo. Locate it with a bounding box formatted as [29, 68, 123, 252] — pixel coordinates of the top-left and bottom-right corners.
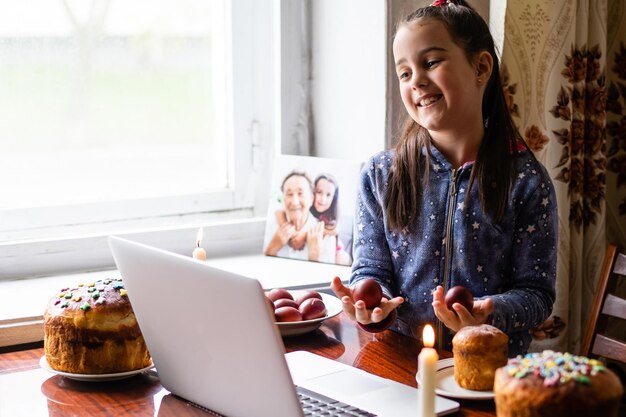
[330, 276, 404, 325]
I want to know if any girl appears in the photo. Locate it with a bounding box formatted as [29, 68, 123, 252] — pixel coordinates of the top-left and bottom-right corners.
[331, 0, 557, 356]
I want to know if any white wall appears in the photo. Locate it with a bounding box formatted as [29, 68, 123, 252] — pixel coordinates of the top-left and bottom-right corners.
[290, 1, 487, 161]
[310, 0, 386, 162]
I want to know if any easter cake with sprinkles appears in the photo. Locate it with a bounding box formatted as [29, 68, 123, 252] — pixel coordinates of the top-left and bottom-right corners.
[43, 278, 151, 374]
[494, 350, 623, 417]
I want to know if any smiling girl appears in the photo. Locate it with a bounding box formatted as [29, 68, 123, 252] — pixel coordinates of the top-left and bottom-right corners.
[331, 0, 557, 356]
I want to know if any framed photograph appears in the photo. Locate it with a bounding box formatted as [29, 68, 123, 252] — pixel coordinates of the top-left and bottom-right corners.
[263, 155, 362, 266]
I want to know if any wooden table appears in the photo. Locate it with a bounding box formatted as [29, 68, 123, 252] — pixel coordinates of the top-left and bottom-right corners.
[0, 314, 496, 416]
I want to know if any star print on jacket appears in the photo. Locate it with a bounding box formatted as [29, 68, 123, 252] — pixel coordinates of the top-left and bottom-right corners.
[351, 144, 557, 357]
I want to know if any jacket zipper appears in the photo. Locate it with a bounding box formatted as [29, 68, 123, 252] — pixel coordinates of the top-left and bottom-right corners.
[438, 168, 458, 350]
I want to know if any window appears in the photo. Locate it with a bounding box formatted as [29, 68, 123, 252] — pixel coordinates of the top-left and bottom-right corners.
[0, 0, 276, 279]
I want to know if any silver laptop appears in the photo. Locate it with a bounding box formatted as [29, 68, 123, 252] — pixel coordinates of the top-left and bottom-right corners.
[108, 236, 459, 417]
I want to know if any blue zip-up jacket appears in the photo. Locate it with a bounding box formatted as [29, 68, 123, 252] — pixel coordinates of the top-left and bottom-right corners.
[351, 144, 557, 357]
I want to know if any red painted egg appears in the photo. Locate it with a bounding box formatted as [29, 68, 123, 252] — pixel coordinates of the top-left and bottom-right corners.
[295, 290, 323, 306]
[352, 279, 383, 309]
[274, 306, 302, 322]
[266, 288, 293, 302]
[299, 298, 327, 320]
[274, 298, 299, 309]
[445, 286, 474, 312]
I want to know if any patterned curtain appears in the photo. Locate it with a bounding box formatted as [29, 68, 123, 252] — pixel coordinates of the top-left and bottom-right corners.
[499, 0, 626, 353]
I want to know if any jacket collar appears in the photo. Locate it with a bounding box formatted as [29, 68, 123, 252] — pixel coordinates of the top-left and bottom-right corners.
[425, 144, 475, 174]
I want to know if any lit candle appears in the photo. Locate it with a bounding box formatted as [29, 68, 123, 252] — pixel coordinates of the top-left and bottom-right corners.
[192, 227, 207, 260]
[417, 324, 438, 417]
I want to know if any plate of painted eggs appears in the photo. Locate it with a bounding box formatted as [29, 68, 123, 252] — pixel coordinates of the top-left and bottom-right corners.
[265, 288, 342, 336]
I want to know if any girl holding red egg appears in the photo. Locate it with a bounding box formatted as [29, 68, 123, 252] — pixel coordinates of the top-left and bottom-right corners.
[331, 0, 556, 356]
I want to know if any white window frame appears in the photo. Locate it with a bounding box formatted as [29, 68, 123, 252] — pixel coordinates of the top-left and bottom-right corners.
[0, 0, 277, 280]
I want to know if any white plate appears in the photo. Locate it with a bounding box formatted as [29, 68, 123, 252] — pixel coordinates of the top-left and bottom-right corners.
[40, 356, 154, 382]
[274, 291, 342, 336]
[416, 358, 495, 400]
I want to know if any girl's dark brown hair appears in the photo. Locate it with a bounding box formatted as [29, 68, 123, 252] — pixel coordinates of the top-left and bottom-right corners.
[385, 0, 522, 232]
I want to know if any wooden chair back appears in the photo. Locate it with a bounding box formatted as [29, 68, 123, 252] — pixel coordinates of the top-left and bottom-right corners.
[580, 244, 626, 363]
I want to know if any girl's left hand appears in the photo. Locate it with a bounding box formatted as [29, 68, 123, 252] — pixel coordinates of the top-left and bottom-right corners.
[431, 285, 494, 333]
[330, 276, 404, 325]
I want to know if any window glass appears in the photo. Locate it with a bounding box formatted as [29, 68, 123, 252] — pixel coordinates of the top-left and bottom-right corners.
[0, 0, 227, 213]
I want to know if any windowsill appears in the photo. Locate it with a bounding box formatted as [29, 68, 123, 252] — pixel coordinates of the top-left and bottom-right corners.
[0, 253, 351, 348]
[0, 215, 262, 281]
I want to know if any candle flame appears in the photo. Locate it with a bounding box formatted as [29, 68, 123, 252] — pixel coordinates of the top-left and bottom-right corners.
[195, 227, 204, 247]
[422, 324, 435, 348]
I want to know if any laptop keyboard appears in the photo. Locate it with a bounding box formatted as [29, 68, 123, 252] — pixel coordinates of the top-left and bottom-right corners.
[296, 386, 377, 417]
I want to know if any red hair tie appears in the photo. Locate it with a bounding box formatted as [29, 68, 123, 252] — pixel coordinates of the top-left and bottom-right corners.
[431, 0, 458, 6]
